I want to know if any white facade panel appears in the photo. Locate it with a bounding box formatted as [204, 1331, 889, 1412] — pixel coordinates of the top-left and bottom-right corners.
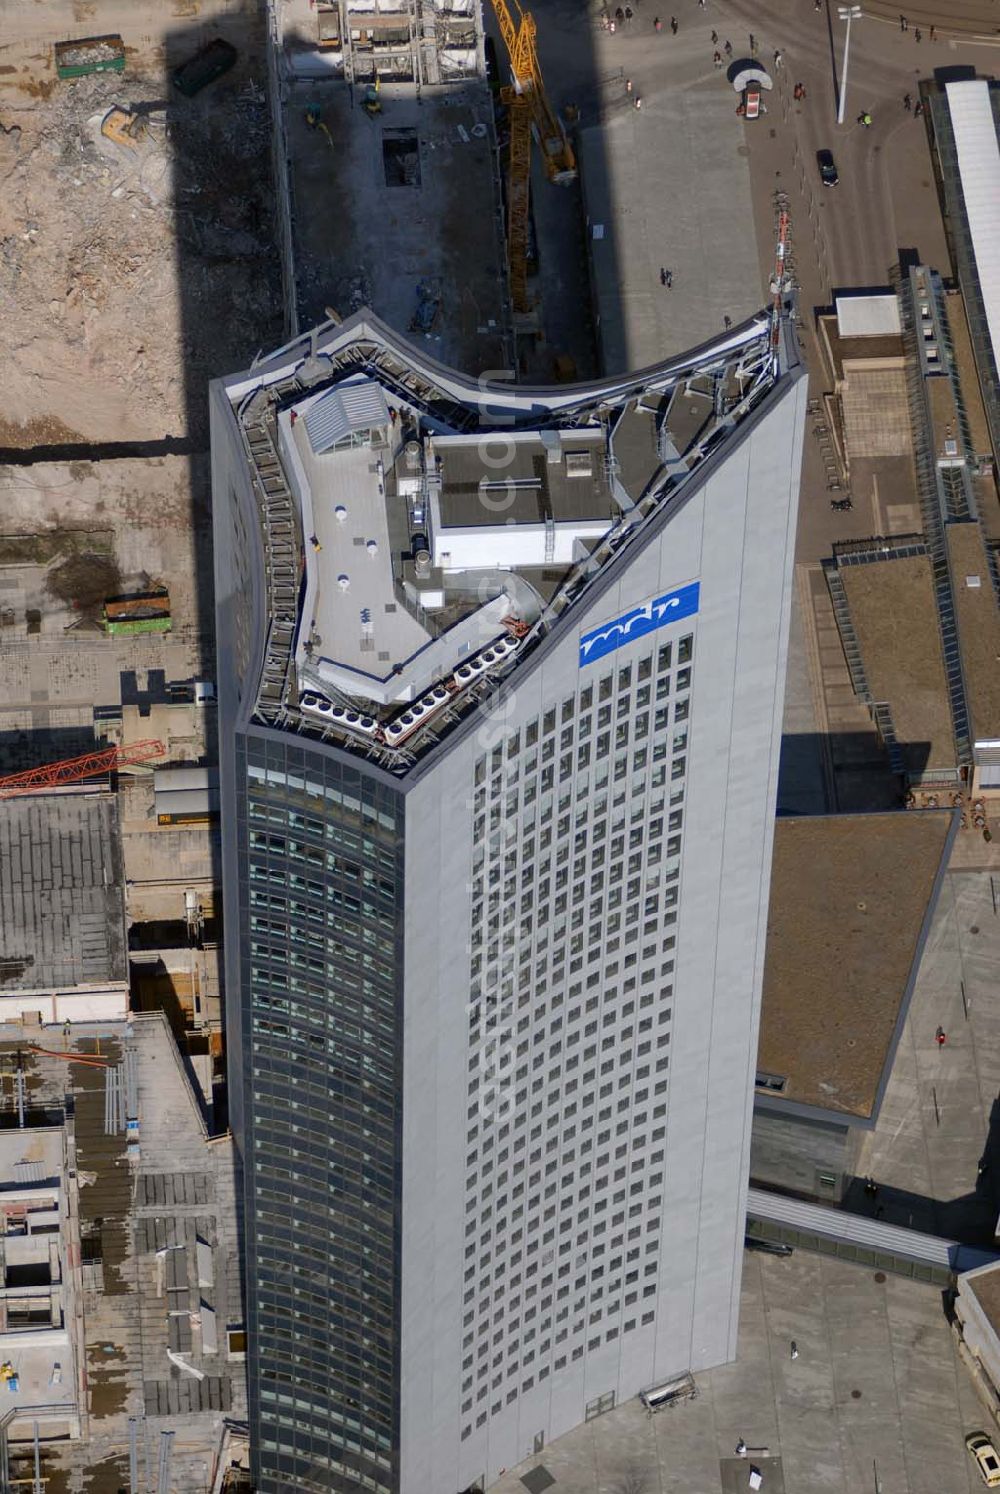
[400, 378, 805, 1491]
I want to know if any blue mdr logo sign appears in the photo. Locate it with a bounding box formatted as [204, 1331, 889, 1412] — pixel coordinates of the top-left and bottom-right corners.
[579, 581, 700, 667]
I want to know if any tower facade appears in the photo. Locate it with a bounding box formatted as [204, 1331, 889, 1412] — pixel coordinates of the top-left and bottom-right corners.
[211, 312, 805, 1492]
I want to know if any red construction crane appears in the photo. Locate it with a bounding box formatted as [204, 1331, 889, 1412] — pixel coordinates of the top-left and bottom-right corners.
[0, 739, 166, 799]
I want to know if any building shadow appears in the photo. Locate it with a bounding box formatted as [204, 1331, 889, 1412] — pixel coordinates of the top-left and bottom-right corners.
[777, 729, 923, 815]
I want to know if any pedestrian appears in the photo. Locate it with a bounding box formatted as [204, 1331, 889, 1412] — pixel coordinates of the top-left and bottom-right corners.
[899, 13, 907, 31]
[929, 23, 936, 40]
[914, 99, 924, 117]
[714, 50, 723, 67]
[625, 75, 633, 93]
[625, 5, 633, 23]
[790, 1341, 798, 1360]
[724, 39, 732, 57]
[659, 267, 667, 286]
[914, 26, 922, 41]
[634, 93, 642, 107]
[711, 29, 718, 43]
[654, 15, 661, 31]
[750, 34, 759, 56]
[773, 48, 783, 67]
[815, 0, 821, 9]
[670, 15, 678, 34]
[698, 0, 706, 8]
[903, 92, 912, 110]
[665, 269, 673, 287]
[615, 7, 625, 23]
[936, 1025, 947, 1047]
[723, 314, 732, 330]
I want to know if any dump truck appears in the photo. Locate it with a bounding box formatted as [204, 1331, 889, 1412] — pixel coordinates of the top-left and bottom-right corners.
[54, 34, 126, 80]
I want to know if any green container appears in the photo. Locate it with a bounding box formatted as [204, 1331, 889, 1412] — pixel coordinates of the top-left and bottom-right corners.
[103, 615, 171, 637]
[54, 34, 126, 80]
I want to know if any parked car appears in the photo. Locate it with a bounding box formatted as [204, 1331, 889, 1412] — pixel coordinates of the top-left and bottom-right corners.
[740, 83, 763, 119]
[968, 1433, 1000, 1487]
[172, 37, 238, 97]
[745, 1236, 793, 1257]
[817, 148, 839, 186]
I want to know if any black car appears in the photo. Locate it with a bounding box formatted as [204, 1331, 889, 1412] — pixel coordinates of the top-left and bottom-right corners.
[817, 149, 839, 186]
[745, 1235, 793, 1257]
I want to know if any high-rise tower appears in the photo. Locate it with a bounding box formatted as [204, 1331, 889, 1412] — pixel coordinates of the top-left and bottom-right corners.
[211, 311, 805, 1492]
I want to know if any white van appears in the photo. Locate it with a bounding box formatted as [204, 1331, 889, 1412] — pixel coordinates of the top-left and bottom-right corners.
[639, 1373, 697, 1413]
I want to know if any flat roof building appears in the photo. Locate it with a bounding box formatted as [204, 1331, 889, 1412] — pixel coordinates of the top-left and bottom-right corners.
[752, 810, 955, 1205]
[824, 264, 1000, 798]
[0, 1124, 82, 1453]
[0, 792, 128, 1024]
[211, 308, 806, 1491]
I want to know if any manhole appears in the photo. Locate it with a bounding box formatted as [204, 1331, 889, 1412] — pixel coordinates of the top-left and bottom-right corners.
[851, 1389, 862, 1400]
[971, 925, 980, 935]
[874, 1272, 886, 1284]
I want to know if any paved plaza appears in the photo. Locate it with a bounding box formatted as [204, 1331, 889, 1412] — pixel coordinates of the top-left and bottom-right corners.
[495, 1246, 984, 1494]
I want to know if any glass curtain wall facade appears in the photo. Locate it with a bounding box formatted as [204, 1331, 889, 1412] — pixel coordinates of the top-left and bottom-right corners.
[237, 731, 404, 1493]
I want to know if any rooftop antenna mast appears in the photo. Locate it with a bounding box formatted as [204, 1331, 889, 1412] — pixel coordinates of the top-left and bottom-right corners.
[769, 198, 793, 374]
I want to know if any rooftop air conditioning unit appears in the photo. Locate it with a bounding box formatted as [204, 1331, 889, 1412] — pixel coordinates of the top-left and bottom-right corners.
[565, 450, 594, 478]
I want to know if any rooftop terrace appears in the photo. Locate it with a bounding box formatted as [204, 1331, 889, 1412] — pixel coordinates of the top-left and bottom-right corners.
[220, 306, 793, 769]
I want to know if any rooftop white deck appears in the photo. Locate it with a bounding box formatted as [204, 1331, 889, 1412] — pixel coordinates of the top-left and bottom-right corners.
[283, 409, 432, 691]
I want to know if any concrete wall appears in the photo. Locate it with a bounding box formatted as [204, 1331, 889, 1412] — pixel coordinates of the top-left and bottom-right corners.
[398, 375, 806, 1491]
[750, 1107, 858, 1204]
[0, 989, 128, 1026]
[956, 1269, 1000, 1408]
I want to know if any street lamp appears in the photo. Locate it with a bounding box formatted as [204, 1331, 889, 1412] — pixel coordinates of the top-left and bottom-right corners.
[837, 5, 862, 127]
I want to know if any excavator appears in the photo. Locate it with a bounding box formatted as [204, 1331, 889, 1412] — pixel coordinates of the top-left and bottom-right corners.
[490, 0, 576, 325]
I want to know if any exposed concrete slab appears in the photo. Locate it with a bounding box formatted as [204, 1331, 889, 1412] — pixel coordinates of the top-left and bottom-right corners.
[286, 82, 509, 374]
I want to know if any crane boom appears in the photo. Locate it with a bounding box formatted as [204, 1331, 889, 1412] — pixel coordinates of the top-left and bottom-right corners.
[490, 0, 575, 320]
[491, 0, 575, 181]
[502, 88, 534, 316]
[0, 739, 166, 799]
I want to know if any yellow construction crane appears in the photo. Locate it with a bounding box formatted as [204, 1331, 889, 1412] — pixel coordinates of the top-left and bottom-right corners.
[491, 0, 576, 321]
